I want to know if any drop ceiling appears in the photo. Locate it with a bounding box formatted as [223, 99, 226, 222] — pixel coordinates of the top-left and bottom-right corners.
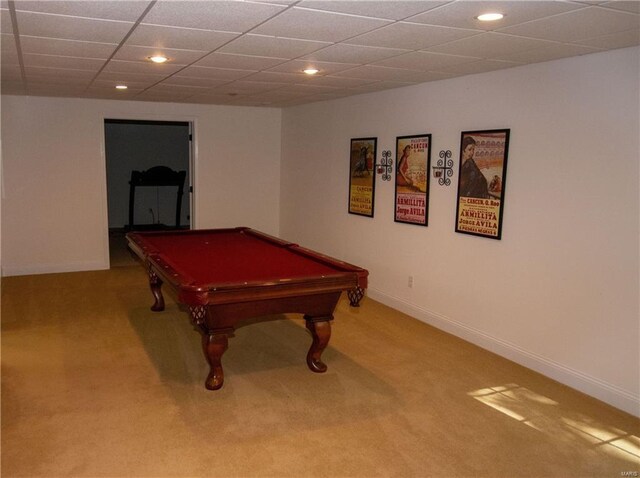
[1, 0, 638, 107]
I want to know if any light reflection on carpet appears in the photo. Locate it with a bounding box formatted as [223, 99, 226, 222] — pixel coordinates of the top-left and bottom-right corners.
[469, 384, 639, 464]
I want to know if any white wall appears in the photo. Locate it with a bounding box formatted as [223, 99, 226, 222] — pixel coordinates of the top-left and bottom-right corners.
[280, 47, 639, 416]
[1, 96, 281, 275]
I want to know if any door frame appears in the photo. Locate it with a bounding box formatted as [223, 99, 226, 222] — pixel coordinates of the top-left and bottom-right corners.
[100, 114, 198, 267]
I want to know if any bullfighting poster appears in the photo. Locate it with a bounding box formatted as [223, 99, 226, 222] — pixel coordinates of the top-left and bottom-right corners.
[394, 134, 431, 226]
[455, 129, 510, 239]
[348, 137, 377, 217]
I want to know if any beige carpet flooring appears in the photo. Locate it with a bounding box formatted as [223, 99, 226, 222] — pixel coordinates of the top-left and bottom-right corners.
[2, 266, 638, 477]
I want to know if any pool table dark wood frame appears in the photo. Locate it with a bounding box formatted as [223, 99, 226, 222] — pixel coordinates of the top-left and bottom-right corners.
[126, 227, 368, 390]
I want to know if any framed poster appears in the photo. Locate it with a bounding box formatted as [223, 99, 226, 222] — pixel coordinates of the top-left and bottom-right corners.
[455, 129, 510, 240]
[348, 137, 377, 217]
[394, 134, 431, 226]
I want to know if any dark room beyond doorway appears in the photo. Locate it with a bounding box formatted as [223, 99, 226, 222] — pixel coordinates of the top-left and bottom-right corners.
[104, 119, 192, 267]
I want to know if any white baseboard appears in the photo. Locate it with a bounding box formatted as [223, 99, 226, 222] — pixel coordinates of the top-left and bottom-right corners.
[367, 288, 639, 418]
[1, 260, 109, 277]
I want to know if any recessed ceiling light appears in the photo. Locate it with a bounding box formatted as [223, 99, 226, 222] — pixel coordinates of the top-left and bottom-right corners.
[476, 13, 504, 21]
[115, 85, 128, 90]
[148, 55, 169, 63]
[303, 68, 319, 75]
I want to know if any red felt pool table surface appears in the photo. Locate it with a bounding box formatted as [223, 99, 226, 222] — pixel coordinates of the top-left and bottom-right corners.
[126, 227, 368, 305]
[134, 228, 347, 285]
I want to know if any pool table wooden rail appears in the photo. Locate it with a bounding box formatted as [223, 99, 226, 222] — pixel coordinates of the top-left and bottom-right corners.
[127, 227, 367, 307]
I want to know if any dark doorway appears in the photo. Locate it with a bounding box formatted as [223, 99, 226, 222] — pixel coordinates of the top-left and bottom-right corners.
[104, 119, 192, 267]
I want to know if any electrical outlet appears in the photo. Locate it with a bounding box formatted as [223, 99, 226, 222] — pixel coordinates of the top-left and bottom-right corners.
[408, 276, 414, 288]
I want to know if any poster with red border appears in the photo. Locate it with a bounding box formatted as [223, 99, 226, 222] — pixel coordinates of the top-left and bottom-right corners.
[394, 134, 431, 226]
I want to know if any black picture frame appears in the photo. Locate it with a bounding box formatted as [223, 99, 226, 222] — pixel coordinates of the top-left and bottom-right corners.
[455, 129, 510, 240]
[348, 137, 377, 218]
[394, 134, 432, 226]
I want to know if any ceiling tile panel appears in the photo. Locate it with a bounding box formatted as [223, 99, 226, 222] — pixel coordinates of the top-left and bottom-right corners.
[267, 59, 358, 75]
[24, 65, 95, 81]
[297, 1, 447, 20]
[85, 86, 146, 99]
[283, 83, 345, 95]
[127, 24, 239, 51]
[91, 72, 168, 91]
[597, 1, 640, 14]
[102, 59, 184, 75]
[183, 93, 235, 104]
[251, 0, 298, 5]
[407, 1, 586, 30]
[142, 0, 287, 32]
[497, 6, 640, 42]
[301, 90, 354, 103]
[16, 11, 134, 43]
[296, 75, 376, 88]
[143, 83, 211, 95]
[346, 22, 480, 50]
[94, 71, 167, 87]
[219, 33, 330, 58]
[1, 33, 18, 64]
[332, 64, 424, 81]
[348, 80, 416, 93]
[135, 89, 194, 102]
[240, 70, 313, 83]
[194, 52, 285, 70]
[574, 28, 640, 49]
[1, 63, 23, 80]
[158, 76, 230, 88]
[174, 65, 255, 81]
[209, 80, 285, 94]
[92, 78, 159, 90]
[1, 8, 13, 33]
[26, 83, 87, 95]
[113, 45, 207, 64]
[300, 43, 410, 64]
[22, 53, 105, 70]
[2, 0, 638, 106]
[372, 51, 481, 71]
[20, 35, 117, 58]
[13, 1, 153, 22]
[242, 90, 312, 105]
[1, 80, 26, 93]
[252, 7, 391, 42]
[427, 32, 559, 60]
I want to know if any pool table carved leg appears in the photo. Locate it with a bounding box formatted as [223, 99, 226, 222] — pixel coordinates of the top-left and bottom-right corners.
[148, 267, 165, 312]
[202, 331, 229, 390]
[347, 287, 365, 307]
[304, 316, 332, 373]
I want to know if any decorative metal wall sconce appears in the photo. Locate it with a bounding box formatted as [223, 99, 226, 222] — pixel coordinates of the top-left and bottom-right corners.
[376, 150, 393, 181]
[432, 150, 454, 186]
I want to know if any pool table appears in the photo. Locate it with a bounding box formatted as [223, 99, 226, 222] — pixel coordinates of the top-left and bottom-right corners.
[126, 227, 368, 390]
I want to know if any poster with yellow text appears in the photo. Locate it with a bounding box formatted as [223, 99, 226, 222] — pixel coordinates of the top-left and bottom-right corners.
[394, 134, 431, 226]
[349, 137, 377, 217]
